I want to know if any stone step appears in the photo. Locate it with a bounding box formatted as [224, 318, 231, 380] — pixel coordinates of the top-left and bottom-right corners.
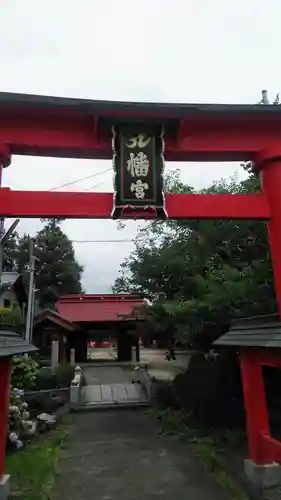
[73, 400, 149, 412]
[82, 383, 148, 407]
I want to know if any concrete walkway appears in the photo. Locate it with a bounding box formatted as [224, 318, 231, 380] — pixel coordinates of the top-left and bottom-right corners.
[83, 365, 130, 385]
[52, 410, 231, 500]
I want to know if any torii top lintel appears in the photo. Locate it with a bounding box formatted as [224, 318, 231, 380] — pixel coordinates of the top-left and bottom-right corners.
[1, 91, 281, 162]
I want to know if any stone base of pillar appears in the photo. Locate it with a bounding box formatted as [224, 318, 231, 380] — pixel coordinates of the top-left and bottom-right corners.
[0, 475, 10, 500]
[244, 459, 281, 488]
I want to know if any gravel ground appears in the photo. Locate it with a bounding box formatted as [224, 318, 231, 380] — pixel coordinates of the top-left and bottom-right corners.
[52, 409, 232, 500]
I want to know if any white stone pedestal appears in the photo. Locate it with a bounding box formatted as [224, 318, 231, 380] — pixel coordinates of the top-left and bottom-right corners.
[245, 459, 281, 488]
[0, 474, 10, 500]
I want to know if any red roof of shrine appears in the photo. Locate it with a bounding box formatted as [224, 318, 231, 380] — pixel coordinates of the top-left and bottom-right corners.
[34, 308, 77, 331]
[55, 294, 148, 323]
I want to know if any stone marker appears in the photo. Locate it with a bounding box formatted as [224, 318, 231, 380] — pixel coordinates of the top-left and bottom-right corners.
[70, 348, 76, 365]
[51, 340, 59, 372]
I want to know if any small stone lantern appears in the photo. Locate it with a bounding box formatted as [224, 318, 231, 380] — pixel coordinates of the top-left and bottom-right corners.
[0, 329, 37, 499]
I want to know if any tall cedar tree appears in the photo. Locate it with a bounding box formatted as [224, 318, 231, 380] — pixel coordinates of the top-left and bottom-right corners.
[16, 219, 83, 309]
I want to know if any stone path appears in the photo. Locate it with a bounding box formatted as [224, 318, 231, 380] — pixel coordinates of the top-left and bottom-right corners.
[52, 410, 231, 500]
[82, 383, 148, 407]
[83, 365, 130, 385]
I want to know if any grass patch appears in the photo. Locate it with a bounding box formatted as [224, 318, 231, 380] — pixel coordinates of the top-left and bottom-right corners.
[154, 408, 248, 500]
[5, 420, 70, 500]
[190, 437, 248, 500]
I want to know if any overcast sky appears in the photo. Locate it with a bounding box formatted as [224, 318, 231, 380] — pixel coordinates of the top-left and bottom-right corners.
[0, 0, 278, 292]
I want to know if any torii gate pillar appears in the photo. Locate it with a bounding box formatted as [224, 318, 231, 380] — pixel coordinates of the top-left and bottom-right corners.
[258, 149, 281, 314]
[236, 149, 281, 488]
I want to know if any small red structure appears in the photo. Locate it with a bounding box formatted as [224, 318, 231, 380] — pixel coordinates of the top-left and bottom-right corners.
[89, 340, 112, 348]
[33, 294, 147, 363]
[1, 91, 281, 483]
[55, 294, 147, 362]
[33, 308, 78, 363]
[215, 315, 281, 486]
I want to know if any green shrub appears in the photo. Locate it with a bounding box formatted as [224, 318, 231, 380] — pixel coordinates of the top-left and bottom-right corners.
[34, 365, 74, 390]
[170, 351, 245, 429]
[34, 367, 57, 390]
[31, 353, 51, 368]
[0, 306, 24, 329]
[55, 364, 74, 387]
[11, 356, 39, 391]
[155, 381, 178, 409]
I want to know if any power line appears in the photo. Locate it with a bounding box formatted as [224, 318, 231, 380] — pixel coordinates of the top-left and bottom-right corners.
[83, 179, 109, 191]
[49, 167, 112, 191]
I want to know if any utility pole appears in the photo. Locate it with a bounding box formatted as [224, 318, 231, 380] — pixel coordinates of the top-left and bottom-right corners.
[25, 238, 38, 343]
[30, 286, 39, 337]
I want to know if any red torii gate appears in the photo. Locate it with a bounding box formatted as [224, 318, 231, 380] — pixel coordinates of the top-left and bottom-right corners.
[0, 92, 281, 486]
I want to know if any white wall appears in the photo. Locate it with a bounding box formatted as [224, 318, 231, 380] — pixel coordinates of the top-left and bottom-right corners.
[0, 290, 18, 308]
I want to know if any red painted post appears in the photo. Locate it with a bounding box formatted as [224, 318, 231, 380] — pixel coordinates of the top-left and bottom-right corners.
[237, 151, 281, 470]
[258, 150, 281, 314]
[0, 145, 10, 190]
[0, 358, 11, 479]
[239, 350, 274, 465]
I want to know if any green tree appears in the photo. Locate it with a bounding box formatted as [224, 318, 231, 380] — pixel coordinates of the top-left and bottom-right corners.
[2, 231, 19, 272]
[113, 169, 275, 348]
[16, 219, 83, 309]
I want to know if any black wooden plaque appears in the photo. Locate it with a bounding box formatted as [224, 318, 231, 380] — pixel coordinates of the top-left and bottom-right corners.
[111, 125, 167, 219]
